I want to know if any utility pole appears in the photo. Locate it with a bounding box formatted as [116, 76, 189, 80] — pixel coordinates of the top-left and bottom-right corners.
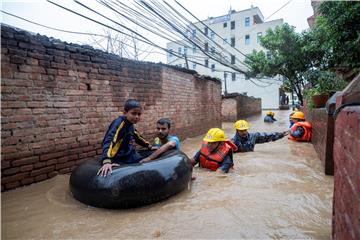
[184, 54, 189, 69]
[224, 72, 228, 95]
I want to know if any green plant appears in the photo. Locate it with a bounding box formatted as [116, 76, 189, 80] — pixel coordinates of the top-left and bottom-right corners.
[303, 70, 348, 109]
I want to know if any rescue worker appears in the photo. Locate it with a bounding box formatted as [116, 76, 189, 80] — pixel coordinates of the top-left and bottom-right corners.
[289, 111, 296, 128]
[264, 111, 277, 122]
[140, 118, 180, 163]
[232, 120, 288, 152]
[191, 128, 238, 174]
[289, 111, 312, 142]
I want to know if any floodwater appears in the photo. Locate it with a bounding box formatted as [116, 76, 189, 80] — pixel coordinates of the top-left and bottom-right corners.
[2, 110, 333, 239]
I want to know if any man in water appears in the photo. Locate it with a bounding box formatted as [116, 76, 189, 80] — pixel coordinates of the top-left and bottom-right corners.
[140, 118, 180, 163]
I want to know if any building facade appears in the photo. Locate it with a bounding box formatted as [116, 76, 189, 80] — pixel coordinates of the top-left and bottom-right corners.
[166, 7, 284, 109]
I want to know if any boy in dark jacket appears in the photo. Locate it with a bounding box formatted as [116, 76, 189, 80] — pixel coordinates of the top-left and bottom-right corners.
[98, 99, 152, 177]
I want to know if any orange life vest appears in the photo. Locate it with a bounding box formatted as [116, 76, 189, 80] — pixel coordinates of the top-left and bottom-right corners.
[199, 140, 238, 171]
[289, 121, 312, 142]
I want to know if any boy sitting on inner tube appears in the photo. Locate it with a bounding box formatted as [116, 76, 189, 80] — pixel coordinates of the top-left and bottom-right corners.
[190, 128, 238, 174]
[98, 99, 152, 177]
[140, 118, 180, 163]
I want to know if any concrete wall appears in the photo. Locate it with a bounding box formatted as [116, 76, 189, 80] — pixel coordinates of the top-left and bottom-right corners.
[1, 25, 222, 191]
[221, 93, 261, 121]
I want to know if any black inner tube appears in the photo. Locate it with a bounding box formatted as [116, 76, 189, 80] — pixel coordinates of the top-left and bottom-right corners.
[69, 149, 192, 209]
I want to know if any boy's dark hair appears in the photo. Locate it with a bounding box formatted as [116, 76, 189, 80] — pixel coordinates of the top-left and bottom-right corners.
[157, 118, 171, 129]
[124, 99, 141, 112]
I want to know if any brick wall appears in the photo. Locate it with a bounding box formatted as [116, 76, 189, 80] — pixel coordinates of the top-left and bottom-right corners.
[332, 106, 360, 240]
[305, 107, 334, 175]
[332, 75, 360, 240]
[221, 93, 261, 121]
[1, 25, 221, 191]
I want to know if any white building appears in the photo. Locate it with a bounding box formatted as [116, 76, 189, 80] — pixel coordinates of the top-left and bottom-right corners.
[166, 7, 284, 109]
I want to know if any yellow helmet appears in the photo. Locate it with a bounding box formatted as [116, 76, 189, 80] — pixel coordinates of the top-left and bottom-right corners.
[266, 111, 274, 117]
[291, 111, 305, 120]
[234, 120, 249, 130]
[203, 128, 226, 142]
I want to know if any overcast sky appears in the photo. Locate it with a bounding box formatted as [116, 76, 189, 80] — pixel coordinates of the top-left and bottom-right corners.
[1, 0, 313, 62]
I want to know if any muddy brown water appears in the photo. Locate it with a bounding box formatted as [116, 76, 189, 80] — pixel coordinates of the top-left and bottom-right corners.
[2, 110, 333, 239]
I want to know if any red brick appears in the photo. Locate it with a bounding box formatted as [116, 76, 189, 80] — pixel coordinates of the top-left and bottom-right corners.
[20, 164, 34, 172]
[5, 181, 21, 189]
[12, 156, 39, 166]
[34, 174, 47, 182]
[48, 171, 58, 178]
[34, 162, 46, 169]
[46, 159, 58, 166]
[1, 160, 11, 169]
[40, 152, 65, 161]
[30, 166, 55, 176]
[59, 168, 71, 174]
[21, 177, 34, 185]
[2, 172, 29, 184]
[2, 167, 20, 175]
[56, 161, 75, 170]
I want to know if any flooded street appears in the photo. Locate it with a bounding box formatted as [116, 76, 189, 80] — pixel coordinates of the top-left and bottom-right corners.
[2, 110, 333, 239]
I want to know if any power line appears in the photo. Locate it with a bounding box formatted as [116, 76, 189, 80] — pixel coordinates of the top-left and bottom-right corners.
[1, 10, 164, 59]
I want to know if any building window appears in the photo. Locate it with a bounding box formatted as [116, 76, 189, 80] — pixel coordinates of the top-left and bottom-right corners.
[231, 55, 235, 64]
[230, 21, 235, 30]
[224, 72, 228, 79]
[257, 32, 262, 43]
[245, 35, 250, 45]
[205, 42, 209, 52]
[205, 59, 209, 67]
[192, 63, 196, 70]
[231, 37, 235, 47]
[204, 27, 208, 36]
[223, 22, 227, 28]
[245, 17, 250, 27]
[211, 47, 215, 55]
[245, 74, 250, 80]
[232, 72, 236, 81]
[178, 47, 182, 54]
[192, 44, 196, 54]
[192, 29, 196, 39]
[210, 31, 215, 40]
[211, 64, 215, 72]
[266, 51, 272, 60]
[183, 46, 187, 56]
[178, 64, 182, 68]
[168, 49, 173, 57]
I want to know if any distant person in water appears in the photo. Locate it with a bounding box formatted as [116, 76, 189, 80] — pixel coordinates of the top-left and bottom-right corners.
[191, 128, 237, 174]
[98, 99, 152, 177]
[231, 120, 288, 152]
[140, 118, 180, 163]
[264, 111, 277, 123]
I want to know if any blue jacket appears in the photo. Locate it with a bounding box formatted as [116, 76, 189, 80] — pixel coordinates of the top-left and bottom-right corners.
[101, 116, 150, 164]
[232, 132, 285, 152]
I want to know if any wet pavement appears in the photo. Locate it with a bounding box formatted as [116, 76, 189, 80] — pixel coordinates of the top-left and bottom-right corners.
[2, 110, 333, 239]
